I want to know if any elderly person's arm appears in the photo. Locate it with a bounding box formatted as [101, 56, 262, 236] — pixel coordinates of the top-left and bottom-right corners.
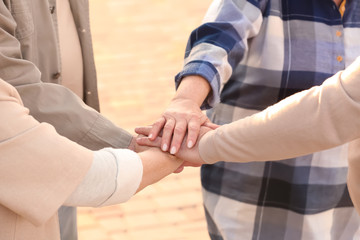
[197, 57, 360, 164]
[0, 80, 182, 227]
[137, 57, 360, 164]
[197, 57, 360, 214]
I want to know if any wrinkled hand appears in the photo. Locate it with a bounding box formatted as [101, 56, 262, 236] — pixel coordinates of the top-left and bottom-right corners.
[138, 98, 217, 155]
[135, 125, 214, 167]
[129, 136, 151, 153]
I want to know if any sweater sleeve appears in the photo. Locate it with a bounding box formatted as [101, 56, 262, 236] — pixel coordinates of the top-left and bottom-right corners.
[0, 80, 93, 226]
[348, 139, 360, 215]
[199, 57, 360, 163]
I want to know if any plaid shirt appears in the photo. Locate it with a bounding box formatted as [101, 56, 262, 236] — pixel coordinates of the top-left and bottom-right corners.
[176, 0, 360, 239]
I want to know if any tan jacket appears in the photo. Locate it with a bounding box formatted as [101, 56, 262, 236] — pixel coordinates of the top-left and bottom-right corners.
[0, 79, 93, 240]
[0, 0, 132, 150]
[199, 57, 360, 212]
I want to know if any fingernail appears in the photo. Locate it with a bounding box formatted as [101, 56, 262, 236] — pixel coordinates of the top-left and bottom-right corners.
[170, 146, 176, 155]
[149, 134, 153, 139]
[162, 144, 168, 151]
[187, 140, 193, 148]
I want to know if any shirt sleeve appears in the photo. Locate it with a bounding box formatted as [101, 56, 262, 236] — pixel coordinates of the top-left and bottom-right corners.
[0, 2, 133, 151]
[199, 57, 360, 163]
[175, 0, 267, 109]
[0, 80, 93, 226]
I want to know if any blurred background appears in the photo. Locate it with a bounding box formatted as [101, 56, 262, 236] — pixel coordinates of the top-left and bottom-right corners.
[78, 1, 212, 239]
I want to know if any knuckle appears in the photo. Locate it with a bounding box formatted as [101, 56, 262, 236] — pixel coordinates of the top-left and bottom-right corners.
[152, 123, 160, 129]
[174, 126, 186, 134]
[153, 121, 162, 128]
[188, 124, 199, 131]
[164, 124, 174, 131]
[190, 114, 202, 122]
[156, 117, 165, 124]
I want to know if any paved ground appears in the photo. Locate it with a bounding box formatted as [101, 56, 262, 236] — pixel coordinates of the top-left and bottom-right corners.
[78, 1, 212, 239]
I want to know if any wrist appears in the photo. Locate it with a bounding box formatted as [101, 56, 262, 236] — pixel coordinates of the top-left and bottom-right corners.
[174, 75, 211, 106]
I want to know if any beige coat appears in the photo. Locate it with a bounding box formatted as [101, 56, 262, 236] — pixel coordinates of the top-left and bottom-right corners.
[199, 57, 360, 212]
[0, 79, 93, 239]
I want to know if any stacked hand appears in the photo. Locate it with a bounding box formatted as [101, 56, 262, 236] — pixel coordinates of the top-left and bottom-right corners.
[135, 124, 215, 168]
[144, 97, 218, 155]
[135, 75, 218, 172]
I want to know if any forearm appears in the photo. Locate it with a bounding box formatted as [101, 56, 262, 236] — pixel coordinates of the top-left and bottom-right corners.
[17, 83, 133, 150]
[174, 75, 211, 106]
[0, 80, 93, 224]
[137, 148, 183, 192]
[65, 148, 183, 207]
[65, 148, 143, 207]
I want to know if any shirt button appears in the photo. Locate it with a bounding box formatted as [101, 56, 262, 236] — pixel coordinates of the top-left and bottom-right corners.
[53, 72, 61, 79]
[336, 30, 342, 37]
[50, 6, 56, 14]
[337, 56, 343, 62]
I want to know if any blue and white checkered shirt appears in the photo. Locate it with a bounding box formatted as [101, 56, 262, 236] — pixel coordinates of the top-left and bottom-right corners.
[176, 0, 360, 239]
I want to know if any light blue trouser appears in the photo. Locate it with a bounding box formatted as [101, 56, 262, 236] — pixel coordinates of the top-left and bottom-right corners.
[58, 206, 78, 240]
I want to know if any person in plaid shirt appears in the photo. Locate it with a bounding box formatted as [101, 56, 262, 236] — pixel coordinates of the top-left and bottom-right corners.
[140, 0, 360, 239]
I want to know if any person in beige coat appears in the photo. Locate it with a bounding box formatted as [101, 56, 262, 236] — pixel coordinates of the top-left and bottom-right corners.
[0, 1, 146, 238]
[136, 56, 360, 213]
[0, 79, 183, 240]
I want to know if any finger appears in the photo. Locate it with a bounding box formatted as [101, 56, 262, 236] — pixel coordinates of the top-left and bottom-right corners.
[173, 164, 185, 174]
[149, 117, 166, 140]
[136, 136, 162, 147]
[169, 119, 187, 155]
[182, 161, 202, 167]
[186, 118, 201, 148]
[134, 126, 152, 136]
[203, 120, 220, 130]
[161, 118, 176, 152]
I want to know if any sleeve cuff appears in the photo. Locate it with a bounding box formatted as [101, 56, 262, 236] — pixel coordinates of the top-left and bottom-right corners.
[175, 61, 221, 109]
[79, 114, 134, 150]
[198, 129, 219, 164]
[100, 148, 143, 205]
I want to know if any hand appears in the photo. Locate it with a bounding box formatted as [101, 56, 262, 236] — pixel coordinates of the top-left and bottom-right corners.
[175, 126, 212, 165]
[136, 125, 213, 166]
[128, 135, 150, 153]
[172, 161, 202, 174]
[137, 98, 217, 154]
[136, 75, 218, 155]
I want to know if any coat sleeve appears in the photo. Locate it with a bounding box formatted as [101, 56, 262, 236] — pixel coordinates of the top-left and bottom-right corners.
[0, 1, 133, 150]
[0, 80, 93, 226]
